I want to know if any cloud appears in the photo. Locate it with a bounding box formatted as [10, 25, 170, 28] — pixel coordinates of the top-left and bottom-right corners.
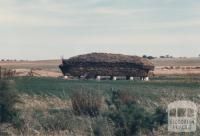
[1, 0, 199, 28]
[0, 0, 200, 59]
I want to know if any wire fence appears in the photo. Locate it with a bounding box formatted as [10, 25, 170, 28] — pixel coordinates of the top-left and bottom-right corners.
[0, 66, 16, 79]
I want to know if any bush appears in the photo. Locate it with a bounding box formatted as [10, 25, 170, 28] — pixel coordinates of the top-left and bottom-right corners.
[142, 55, 155, 60]
[110, 90, 135, 108]
[108, 104, 148, 135]
[71, 90, 102, 117]
[92, 117, 115, 136]
[151, 107, 168, 126]
[107, 90, 167, 136]
[0, 80, 21, 123]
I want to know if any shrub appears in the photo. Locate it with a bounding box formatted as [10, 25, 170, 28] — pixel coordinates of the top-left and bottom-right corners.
[92, 117, 115, 136]
[142, 55, 155, 60]
[107, 90, 167, 136]
[71, 90, 102, 117]
[108, 106, 167, 136]
[151, 107, 168, 126]
[110, 90, 135, 108]
[108, 104, 149, 135]
[0, 80, 21, 123]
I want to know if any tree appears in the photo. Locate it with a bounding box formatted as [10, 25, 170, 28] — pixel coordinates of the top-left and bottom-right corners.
[143, 55, 148, 58]
[143, 55, 155, 60]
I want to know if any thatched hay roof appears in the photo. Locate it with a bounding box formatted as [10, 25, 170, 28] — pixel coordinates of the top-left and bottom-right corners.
[63, 53, 154, 69]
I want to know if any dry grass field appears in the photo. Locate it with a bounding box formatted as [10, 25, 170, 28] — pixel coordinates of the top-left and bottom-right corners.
[1, 57, 200, 77]
[0, 60, 61, 71]
[152, 58, 200, 76]
[151, 57, 200, 66]
[0, 60, 62, 77]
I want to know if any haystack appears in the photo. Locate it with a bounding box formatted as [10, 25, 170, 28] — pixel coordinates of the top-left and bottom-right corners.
[59, 53, 154, 78]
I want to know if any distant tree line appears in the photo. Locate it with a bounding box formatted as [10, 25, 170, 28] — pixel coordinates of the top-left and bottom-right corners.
[0, 59, 25, 62]
[142, 55, 156, 60]
[143, 54, 174, 59]
[159, 55, 173, 58]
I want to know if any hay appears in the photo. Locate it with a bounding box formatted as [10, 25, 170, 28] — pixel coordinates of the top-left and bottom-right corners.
[59, 53, 154, 77]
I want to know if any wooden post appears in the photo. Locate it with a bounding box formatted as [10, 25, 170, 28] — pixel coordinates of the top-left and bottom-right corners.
[4, 68, 6, 78]
[0, 66, 1, 79]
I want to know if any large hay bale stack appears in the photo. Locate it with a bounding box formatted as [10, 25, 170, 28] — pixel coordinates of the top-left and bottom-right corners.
[59, 53, 154, 78]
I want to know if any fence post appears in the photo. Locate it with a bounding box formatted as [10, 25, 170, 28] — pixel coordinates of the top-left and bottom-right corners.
[4, 68, 6, 78]
[0, 66, 1, 79]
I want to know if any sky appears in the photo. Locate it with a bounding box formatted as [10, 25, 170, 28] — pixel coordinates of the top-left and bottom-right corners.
[0, 0, 200, 60]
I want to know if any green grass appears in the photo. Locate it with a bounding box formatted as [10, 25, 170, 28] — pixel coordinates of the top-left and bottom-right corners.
[7, 76, 200, 135]
[13, 77, 200, 104]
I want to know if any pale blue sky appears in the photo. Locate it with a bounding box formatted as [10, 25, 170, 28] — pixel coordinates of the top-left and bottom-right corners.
[0, 0, 200, 60]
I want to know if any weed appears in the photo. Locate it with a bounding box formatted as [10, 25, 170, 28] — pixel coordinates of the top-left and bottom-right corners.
[71, 90, 102, 117]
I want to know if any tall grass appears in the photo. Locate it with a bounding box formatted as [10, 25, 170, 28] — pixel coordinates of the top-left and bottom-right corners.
[71, 90, 102, 116]
[0, 80, 21, 123]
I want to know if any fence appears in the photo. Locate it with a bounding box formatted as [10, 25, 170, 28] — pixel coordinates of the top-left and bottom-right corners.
[0, 66, 16, 79]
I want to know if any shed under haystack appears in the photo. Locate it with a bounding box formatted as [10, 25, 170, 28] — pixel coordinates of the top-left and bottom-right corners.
[59, 53, 154, 80]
